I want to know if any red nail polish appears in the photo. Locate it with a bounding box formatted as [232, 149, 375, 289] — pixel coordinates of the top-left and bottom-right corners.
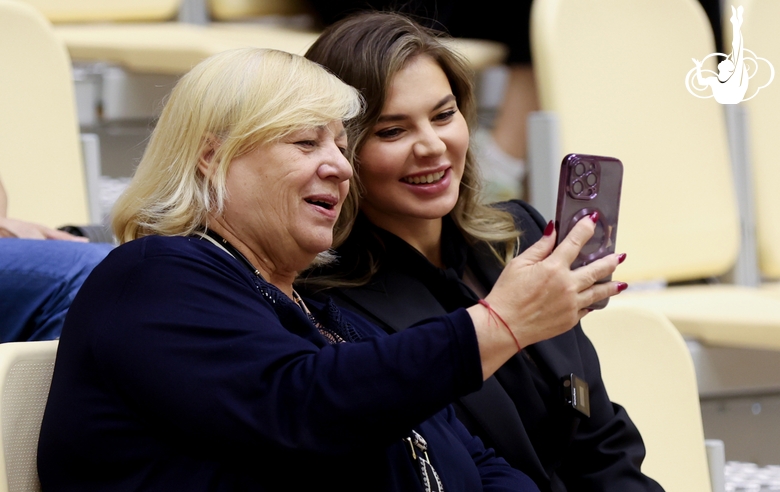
[543, 220, 554, 236]
[618, 253, 627, 264]
[590, 211, 600, 223]
[616, 282, 629, 292]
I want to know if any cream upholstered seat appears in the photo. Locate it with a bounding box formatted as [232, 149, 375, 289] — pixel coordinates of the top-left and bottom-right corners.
[207, 0, 310, 19]
[530, 0, 780, 350]
[206, 0, 508, 71]
[53, 22, 320, 74]
[0, 0, 89, 228]
[0, 340, 59, 492]
[18, 0, 180, 22]
[22, 0, 317, 74]
[47, 0, 317, 74]
[581, 306, 712, 492]
[720, 0, 780, 282]
[207, 0, 507, 71]
[35, 0, 506, 75]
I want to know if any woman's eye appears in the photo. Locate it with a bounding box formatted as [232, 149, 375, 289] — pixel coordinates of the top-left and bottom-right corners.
[295, 140, 317, 148]
[375, 127, 403, 139]
[434, 109, 457, 122]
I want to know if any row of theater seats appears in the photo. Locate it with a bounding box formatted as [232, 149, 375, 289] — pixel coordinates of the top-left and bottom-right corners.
[52, 0, 507, 74]
[526, 0, 780, 474]
[0, 0, 778, 491]
[528, 0, 780, 348]
[1, 0, 508, 228]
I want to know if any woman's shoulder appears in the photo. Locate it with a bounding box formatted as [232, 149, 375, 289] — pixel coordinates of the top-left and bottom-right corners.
[106, 235, 236, 267]
[490, 199, 547, 233]
[488, 199, 548, 253]
[95, 235, 255, 293]
[114, 234, 216, 256]
[77, 235, 297, 335]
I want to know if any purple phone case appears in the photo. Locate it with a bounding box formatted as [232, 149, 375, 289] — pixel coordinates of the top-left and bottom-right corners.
[554, 154, 623, 309]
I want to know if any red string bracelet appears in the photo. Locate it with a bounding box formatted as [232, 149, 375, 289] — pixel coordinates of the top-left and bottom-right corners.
[478, 299, 523, 353]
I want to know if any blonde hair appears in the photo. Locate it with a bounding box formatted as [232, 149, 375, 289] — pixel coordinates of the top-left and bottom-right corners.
[112, 48, 362, 244]
[302, 11, 519, 288]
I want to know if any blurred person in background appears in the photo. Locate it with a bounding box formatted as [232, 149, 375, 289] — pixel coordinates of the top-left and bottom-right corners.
[0, 175, 112, 342]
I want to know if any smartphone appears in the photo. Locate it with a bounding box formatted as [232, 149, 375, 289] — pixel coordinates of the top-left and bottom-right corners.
[554, 153, 623, 309]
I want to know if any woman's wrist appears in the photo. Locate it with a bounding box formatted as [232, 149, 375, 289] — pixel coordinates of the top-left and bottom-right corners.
[478, 299, 522, 352]
[467, 301, 523, 381]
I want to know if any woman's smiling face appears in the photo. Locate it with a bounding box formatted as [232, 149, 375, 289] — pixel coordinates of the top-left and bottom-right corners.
[356, 55, 469, 235]
[217, 121, 352, 272]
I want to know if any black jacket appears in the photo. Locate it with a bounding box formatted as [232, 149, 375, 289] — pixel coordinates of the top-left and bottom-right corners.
[300, 200, 664, 492]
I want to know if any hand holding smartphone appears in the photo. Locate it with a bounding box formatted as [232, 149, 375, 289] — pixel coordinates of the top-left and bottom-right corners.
[554, 154, 623, 309]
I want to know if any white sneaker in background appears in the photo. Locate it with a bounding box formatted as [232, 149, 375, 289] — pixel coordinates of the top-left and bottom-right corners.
[472, 128, 526, 203]
[98, 175, 132, 223]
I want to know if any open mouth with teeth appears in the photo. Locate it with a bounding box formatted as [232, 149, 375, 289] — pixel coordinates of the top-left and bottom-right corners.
[401, 170, 446, 185]
[304, 198, 336, 210]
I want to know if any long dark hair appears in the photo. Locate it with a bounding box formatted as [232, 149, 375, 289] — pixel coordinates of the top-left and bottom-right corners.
[303, 11, 519, 287]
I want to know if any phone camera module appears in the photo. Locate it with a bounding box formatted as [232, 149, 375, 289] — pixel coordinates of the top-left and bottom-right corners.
[568, 160, 600, 200]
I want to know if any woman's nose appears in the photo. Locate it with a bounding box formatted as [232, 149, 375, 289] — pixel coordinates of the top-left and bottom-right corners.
[413, 125, 447, 158]
[318, 144, 353, 181]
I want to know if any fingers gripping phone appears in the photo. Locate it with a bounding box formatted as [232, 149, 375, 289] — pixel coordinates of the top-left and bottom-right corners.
[554, 154, 623, 310]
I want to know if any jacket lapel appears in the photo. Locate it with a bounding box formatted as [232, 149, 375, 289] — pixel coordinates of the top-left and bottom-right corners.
[337, 264, 549, 480]
[336, 268, 448, 333]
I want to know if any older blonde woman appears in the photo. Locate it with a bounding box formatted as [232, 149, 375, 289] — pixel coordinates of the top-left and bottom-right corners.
[37, 48, 616, 491]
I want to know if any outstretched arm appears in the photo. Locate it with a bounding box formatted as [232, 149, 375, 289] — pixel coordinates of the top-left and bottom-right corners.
[0, 176, 7, 218]
[0, 175, 87, 241]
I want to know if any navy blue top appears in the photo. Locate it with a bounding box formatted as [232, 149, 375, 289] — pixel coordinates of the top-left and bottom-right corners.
[37, 235, 538, 491]
[300, 201, 664, 492]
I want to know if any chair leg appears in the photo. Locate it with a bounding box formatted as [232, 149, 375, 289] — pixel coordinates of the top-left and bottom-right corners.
[705, 439, 726, 492]
[720, 104, 760, 287]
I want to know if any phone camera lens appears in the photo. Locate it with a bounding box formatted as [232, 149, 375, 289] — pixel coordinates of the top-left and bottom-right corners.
[574, 163, 586, 175]
[572, 181, 584, 194]
[586, 173, 597, 186]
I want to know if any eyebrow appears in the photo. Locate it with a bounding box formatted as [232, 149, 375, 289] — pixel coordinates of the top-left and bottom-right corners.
[310, 124, 346, 139]
[376, 94, 456, 124]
